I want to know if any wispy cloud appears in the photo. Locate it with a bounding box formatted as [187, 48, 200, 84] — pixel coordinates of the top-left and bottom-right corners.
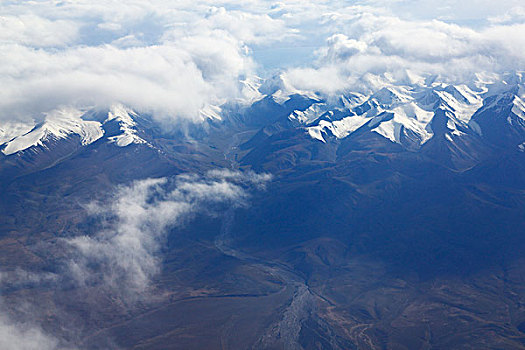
[0, 170, 270, 348]
[0, 273, 70, 350]
[66, 171, 271, 300]
[0, 314, 64, 350]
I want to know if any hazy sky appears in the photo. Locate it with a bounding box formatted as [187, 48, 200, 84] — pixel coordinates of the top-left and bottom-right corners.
[1, 0, 524, 121]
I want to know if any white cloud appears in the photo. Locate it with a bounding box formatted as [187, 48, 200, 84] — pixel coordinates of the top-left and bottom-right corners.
[0, 40, 252, 123]
[67, 171, 271, 300]
[207, 169, 273, 189]
[281, 9, 525, 95]
[489, 6, 525, 24]
[0, 268, 58, 289]
[362, 0, 524, 23]
[0, 276, 64, 350]
[0, 0, 524, 122]
[0, 15, 78, 47]
[0, 315, 63, 350]
[0, 1, 290, 123]
[0, 274, 68, 350]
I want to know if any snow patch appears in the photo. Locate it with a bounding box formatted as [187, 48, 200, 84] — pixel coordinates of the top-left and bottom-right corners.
[372, 119, 401, 143]
[447, 119, 465, 136]
[271, 90, 291, 104]
[304, 81, 485, 145]
[0, 121, 35, 145]
[239, 76, 265, 104]
[307, 114, 371, 142]
[512, 96, 525, 120]
[371, 107, 434, 145]
[372, 86, 412, 105]
[433, 89, 482, 123]
[307, 127, 326, 143]
[288, 103, 326, 125]
[106, 104, 146, 147]
[200, 104, 222, 120]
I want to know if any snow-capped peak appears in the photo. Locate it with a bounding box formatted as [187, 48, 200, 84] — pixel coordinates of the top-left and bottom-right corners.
[1, 107, 104, 156]
[288, 103, 327, 126]
[371, 86, 412, 106]
[0, 104, 152, 155]
[0, 122, 35, 146]
[432, 86, 483, 124]
[303, 80, 495, 146]
[105, 104, 146, 147]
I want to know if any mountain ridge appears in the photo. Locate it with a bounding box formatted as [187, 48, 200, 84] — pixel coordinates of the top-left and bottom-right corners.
[2, 72, 525, 349]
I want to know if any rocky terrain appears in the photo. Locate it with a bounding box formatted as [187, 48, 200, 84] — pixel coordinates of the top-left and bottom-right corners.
[1, 72, 525, 349]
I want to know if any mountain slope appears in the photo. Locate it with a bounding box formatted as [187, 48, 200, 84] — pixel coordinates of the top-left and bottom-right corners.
[2, 73, 525, 349]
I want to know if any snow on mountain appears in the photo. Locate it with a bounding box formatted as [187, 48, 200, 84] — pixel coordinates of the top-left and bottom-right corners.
[511, 95, 525, 120]
[2, 72, 524, 156]
[433, 85, 483, 123]
[288, 103, 327, 126]
[199, 104, 223, 121]
[1, 108, 104, 155]
[0, 104, 151, 155]
[371, 86, 413, 105]
[239, 76, 265, 104]
[300, 78, 513, 146]
[305, 85, 434, 144]
[105, 104, 147, 147]
[339, 92, 367, 110]
[0, 121, 35, 146]
[307, 112, 371, 143]
[371, 103, 434, 144]
[260, 73, 321, 105]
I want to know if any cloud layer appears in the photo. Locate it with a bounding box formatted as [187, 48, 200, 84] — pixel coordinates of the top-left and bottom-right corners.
[0, 1, 524, 121]
[281, 7, 525, 95]
[0, 1, 290, 122]
[0, 314, 64, 350]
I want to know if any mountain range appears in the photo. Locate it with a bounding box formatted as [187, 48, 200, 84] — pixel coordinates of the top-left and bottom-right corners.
[1, 72, 525, 349]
